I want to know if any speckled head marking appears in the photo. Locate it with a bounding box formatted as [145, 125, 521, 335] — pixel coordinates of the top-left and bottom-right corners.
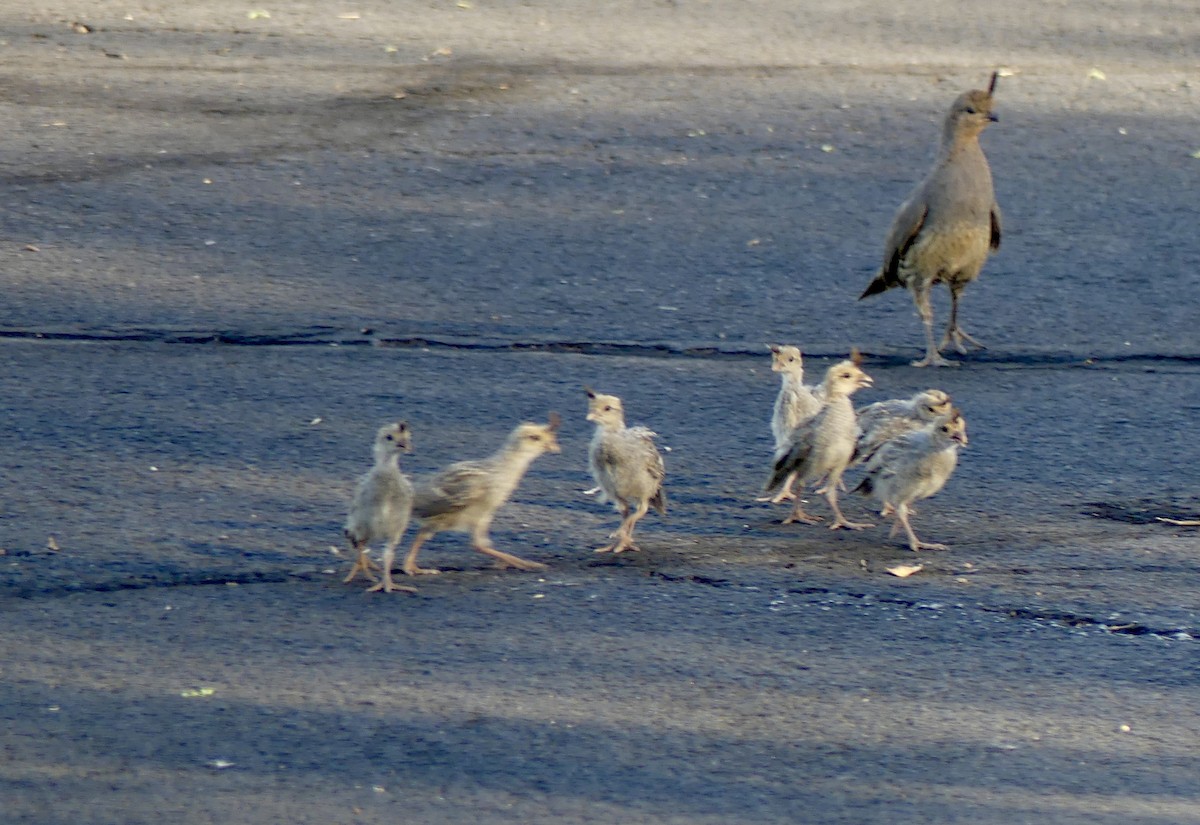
[919, 389, 954, 418]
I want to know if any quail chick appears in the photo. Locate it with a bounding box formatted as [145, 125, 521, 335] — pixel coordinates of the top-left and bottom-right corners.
[759, 345, 824, 504]
[343, 421, 417, 594]
[763, 352, 874, 529]
[853, 409, 968, 551]
[859, 73, 1003, 367]
[402, 415, 561, 576]
[854, 389, 953, 465]
[586, 389, 666, 554]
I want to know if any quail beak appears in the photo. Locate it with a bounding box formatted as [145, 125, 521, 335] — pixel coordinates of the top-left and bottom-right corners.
[586, 411, 598, 423]
[858, 374, 874, 389]
[952, 430, 969, 447]
[987, 112, 999, 123]
[547, 436, 562, 454]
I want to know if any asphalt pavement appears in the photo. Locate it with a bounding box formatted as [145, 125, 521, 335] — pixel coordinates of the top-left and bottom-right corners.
[1, 1, 1198, 823]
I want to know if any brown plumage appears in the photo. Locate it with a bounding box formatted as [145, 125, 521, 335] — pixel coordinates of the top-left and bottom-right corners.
[860, 73, 1003, 367]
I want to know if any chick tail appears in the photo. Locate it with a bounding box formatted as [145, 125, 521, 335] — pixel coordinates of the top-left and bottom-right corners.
[762, 454, 792, 496]
[858, 266, 899, 300]
[651, 488, 667, 516]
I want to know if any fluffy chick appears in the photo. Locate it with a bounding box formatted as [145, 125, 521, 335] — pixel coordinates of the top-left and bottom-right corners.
[759, 345, 824, 504]
[586, 389, 666, 554]
[402, 415, 561, 576]
[853, 409, 968, 551]
[343, 421, 417, 594]
[763, 352, 874, 529]
[854, 389, 953, 465]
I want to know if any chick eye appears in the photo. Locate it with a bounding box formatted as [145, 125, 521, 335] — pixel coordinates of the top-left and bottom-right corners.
[604, 405, 612, 412]
[965, 106, 978, 114]
[385, 435, 394, 441]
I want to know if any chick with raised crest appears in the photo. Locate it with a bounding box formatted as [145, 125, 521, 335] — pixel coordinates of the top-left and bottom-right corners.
[401, 415, 561, 576]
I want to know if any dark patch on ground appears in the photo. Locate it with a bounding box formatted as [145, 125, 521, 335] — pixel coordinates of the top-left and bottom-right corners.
[1083, 498, 1200, 526]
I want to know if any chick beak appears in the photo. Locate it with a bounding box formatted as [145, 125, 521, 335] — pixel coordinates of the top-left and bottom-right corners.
[953, 430, 969, 447]
[987, 112, 999, 123]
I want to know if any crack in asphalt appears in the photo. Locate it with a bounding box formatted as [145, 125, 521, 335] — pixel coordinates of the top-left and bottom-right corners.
[647, 571, 1197, 641]
[1083, 500, 1200, 526]
[5, 563, 1194, 642]
[2, 569, 328, 599]
[1, 327, 1197, 366]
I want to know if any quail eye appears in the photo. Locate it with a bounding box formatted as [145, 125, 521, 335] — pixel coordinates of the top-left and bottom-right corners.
[965, 106, 978, 115]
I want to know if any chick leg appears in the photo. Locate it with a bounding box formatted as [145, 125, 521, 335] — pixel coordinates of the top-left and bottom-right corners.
[940, 282, 985, 354]
[473, 528, 547, 571]
[782, 496, 823, 525]
[607, 500, 650, 554]
[910, 279, 956, 368]
[897, 503, 946, 551]
[367, 539, 418, 593]
[756, 471, 798, 503]
[402, 530, 442, 576]
[342, 544, 379, 584]
[596, 503, 631, 553]
[826, 472, 872, 531]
